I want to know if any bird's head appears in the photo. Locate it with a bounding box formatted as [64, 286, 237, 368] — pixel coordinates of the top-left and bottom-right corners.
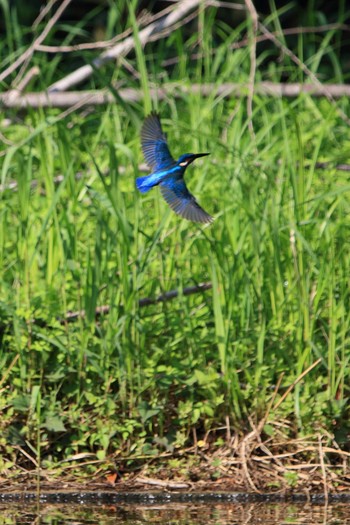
[177, 152, 210, 167]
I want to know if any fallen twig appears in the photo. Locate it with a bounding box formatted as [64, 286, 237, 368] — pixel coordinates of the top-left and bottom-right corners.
[245, 0, 258, 143]
[318, 434, 329, 503]
[0, 0, 72, 85]
[273, 358, 322, 412]
[32, 0, 60, 30]
[162, 22, 350, 67]
[16, 282, 212, 328]
[314, 161, 350, 171]
[3, 82, 350, 110]
[258, 21, 350, 126]
[134, 476, 190, 489]
[48, 0, 203, 92]
[63, 282, 212, 323]
[31, 23, 350, 63]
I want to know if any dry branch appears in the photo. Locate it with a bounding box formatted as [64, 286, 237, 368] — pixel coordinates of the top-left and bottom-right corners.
[3, 82, 350, 110]
[63, 282, 212, 323]
[48, 0, 203, 93]
[244, 0, 258, 142]
[273, 358, 322, 412]
[258, 21, 350, 126]
[11, 282, 212, 328]
[32, 23, 349, 58]
[133, 476, 190, 489]
[0, 0, 72, 85]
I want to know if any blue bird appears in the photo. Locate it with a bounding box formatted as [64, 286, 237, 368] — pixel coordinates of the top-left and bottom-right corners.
[136, 113, 213, 224]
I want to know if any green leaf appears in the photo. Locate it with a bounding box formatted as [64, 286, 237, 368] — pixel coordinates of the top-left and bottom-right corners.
[43, 416, 66, 432]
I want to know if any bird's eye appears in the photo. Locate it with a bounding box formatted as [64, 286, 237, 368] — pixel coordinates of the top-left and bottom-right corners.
[179, 161, 188, 166]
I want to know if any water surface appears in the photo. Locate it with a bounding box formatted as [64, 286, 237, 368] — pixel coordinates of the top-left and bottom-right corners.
[1, 499, 350, 524]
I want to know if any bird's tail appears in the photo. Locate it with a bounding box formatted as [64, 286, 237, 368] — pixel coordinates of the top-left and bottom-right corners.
[136, 176, 153, 193]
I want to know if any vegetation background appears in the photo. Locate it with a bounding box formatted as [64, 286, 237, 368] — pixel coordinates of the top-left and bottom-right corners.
[0, 0, 349, 490]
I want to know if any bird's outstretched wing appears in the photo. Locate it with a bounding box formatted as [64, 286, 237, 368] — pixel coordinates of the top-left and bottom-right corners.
[160, 179, 213, 224]
[141, 113, 175, 171]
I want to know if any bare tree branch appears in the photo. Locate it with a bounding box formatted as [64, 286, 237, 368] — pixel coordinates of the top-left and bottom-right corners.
[32, 0, 60, 30]
[35, 10, 155, 53]
[161, 23, 350, 67]
[33, 23, 350, 55]
[48, 0, 203, 93]
[1, 282, 211, 328]
[244, 0, 258, 143]
[258, 21, 350, 126]
[0, 0, 72, 84]
[3, 82, 350, 110]
[273, 358, 322, 412]
[61, 282, 213, 323]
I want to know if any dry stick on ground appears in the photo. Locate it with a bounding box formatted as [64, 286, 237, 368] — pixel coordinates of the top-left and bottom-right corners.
[208, 0, 245, 9]
[4, 82, 350, 110]
[4, 67, 40, 114]
[62, 282, 212, 323]
[241, 375, 286, 480]
[32, 0, 60, 30]
[47, 0, 203, 93]
[258, 21, 350, 127]
[273, 358, 322, 412]
[160, 23, 350, 67]
[35, 8, 160, 54]
[31, 22, 349, 56]
[35, 4, 196, 54]
[133, 477, 190, 489]
[237, 377, 286, 493]
[0, 354, 20, 390]
[318, 434, 328, 503]
[13, 283, 212, 328]
[239, 374, 283, 492]
[0, 0, 72, 85]
[239, 359, 322, 492]
[0, 89, 113, 159]
[13, 66, 40, 92]
[4, 80, 349, 158]
[244, 0, 258, 144]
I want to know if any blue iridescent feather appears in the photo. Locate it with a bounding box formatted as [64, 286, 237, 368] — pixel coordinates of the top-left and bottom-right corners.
[140, 112, 175, 171]
[136, 113, 213, 224]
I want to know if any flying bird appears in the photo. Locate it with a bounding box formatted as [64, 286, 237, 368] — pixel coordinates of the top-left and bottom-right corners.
[136, 113, 213, 224]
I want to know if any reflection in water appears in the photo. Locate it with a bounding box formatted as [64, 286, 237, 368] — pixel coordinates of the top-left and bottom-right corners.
[0, 501, 350, 524]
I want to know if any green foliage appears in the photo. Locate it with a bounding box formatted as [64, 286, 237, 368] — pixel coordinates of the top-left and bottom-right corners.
[0, 1, 349, 476]
[284, 471, 299, 488]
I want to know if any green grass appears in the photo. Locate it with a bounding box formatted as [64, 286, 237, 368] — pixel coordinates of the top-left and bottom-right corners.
[0, 1, 349, 476]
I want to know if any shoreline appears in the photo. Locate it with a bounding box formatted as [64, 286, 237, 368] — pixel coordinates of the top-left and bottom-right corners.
[1, 488, 350, 503]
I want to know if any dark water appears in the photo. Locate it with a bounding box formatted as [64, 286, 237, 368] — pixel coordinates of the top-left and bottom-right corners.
[1, 499, 350, 525]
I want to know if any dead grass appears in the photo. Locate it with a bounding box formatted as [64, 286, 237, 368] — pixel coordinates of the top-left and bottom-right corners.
[0, 426, 349, 496]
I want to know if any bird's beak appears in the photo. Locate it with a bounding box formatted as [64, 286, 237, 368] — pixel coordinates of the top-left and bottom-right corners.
[193, 153, 210, 159]
[185, 153, 210, 166]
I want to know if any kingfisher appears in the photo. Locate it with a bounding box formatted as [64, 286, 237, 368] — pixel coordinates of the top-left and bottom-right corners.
[136, 113, 213, 224]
